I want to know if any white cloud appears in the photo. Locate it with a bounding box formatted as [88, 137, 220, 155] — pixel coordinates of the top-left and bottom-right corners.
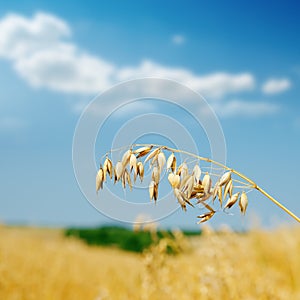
[0, 12, 71, 60]
[0, 12, 278, 119]
[0, 12, 256, 99]
[262, 78, 291, 94]
[213, 100, 280, 118]
[171, 34, 185, 45]
[14, 46, 115, 93]
[117, 60, 255, 99]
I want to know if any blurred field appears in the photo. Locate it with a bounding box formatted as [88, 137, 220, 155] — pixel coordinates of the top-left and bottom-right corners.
[0, 225, 299, 300]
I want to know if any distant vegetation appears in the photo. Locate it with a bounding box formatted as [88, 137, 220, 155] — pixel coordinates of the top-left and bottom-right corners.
[64, 226, 200, 252]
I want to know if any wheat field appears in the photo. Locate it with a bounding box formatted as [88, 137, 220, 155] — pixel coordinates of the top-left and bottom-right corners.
[0, 225, 299, 300]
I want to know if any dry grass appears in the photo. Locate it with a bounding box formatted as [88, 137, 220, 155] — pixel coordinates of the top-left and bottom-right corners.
[0, 226, 141, 300]
[0, 225, 300, 299]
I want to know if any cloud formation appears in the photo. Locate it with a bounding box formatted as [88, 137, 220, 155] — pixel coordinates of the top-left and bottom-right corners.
[262, 78, 291, 94]
[0, 12, 255, 98]
[213, 100, 280, 118]
[0, 12, 280, 118]
[117, 60, 255, 99]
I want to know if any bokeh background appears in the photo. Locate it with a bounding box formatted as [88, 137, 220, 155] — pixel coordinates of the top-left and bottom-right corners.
[1, 0, 300, 229]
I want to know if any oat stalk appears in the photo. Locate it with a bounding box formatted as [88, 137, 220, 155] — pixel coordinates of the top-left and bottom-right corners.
[97, 143, 300, 223]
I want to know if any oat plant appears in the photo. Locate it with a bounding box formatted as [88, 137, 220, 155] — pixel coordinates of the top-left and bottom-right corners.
[96, 144, 300, 223]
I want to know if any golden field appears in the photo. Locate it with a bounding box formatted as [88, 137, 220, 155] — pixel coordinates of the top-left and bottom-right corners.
[0, 225, 299, 300]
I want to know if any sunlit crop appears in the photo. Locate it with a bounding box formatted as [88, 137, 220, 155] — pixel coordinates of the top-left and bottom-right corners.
[0, 225, 299, 299]
[96, 144, 300, 223]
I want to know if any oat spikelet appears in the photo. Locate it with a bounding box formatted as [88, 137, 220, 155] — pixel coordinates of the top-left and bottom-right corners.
[103, 157, 113, 179]
[114, 161, 123, 183]
[217, 185, 223, 207]
[197, 211, 215, 224]
[239, 191, 248, 215]
[168, 173, 180, 188]
[224, 179, 233, 199]
[166, 153, 176, 172]
[134, 146, 153, 158]
[157, 151, 166, 172]
[149, 181, 155, 200]
[129, 154, 137, 175]
[152, 166, 160, 184]
[224, 192, 240, 209]
[137, 162, 144, 182]
[149, 181, 158, 201]
[183, 175, 195, 199]
[124, 169, 132, 191]
[177, 162, 188, 178]
[192, 164, 202, 183]
[181, 192, 195, 207]
[202, 173, 212, 194]
[144, 148, 160, 164]
[180, 174, 191, 190]
[122, 150, 132, 168]
[212, 183, 219, 202]
[219, 171, 231, 186]
[96, 167, 104, 192]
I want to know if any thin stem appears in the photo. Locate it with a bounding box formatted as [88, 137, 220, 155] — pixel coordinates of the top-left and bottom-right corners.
[130, 143, 300, 223]
[256, 186, 300, 223]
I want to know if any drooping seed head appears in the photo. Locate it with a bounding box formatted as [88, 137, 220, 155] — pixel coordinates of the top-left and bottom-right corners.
[149, 180, 158, 202]
[152, 166, 160, 184]
[124, 169, 132, 191]
[103, 157, 113, 179]
[202, 173, 212, 194]
[224, 179, 233, 200]
[129, 154, 137, 175]
[102, 163, 107, 182]
[144, 148, 160, 164]
[192, 164, 202, 183]
[224, 192, 240, 209]
[217, 185, 223, 207]
[212, 183, 219, 202]
[134, 146, 153, 158]
[166, 153, 176, 173]
[183, 175, 195, 199]
[137, 162, 144, 182]
[239, 191, 248, 215]
[157, 151, 166, 172]
[197, 211, 215, 224]
[114, 161, 123, 183]
[149, 181, 155, 200]
[122, 150, 132, 168]
[96, 167, 104, 192]
[219, 171, 231, 186]
[168, 173, 180, 188]
[177, 162, 188, 178]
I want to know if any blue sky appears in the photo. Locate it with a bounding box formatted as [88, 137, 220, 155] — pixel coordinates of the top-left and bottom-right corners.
[0, 0, 300, 229]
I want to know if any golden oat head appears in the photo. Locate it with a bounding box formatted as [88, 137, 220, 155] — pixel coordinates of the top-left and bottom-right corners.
[96, 144, 300, 223]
